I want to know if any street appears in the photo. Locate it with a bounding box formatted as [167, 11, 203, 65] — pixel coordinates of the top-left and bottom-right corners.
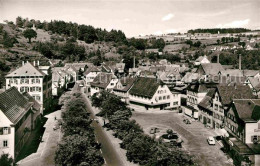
[78, 83, 126, 166]
[132, 110, 233, 166]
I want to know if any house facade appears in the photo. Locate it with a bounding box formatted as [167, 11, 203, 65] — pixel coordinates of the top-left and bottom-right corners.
[5, 62, 52, 114]
[0, 87, 40, 159]
[90, 72, 118, 96]
[129, 77, 180, 111]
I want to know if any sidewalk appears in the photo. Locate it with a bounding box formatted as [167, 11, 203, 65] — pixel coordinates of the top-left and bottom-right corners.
[17, 110, 62, 166]
[84, 93, 137, 166]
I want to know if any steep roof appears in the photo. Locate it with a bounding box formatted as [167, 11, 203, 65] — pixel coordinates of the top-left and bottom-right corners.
[248, 77, 260, 91]
[243, 70, 259, 77]
[221, 69, 243, 77]
[217, 85, 255, 106]
[181, 72, 199, 83]
[187, 83, 208, 93]
[90, 72, 115, 89]
[129, 77, 160, 98]
[196, 55, 209, 62]
[231, 99, 260, 122]
[113, 77, 136, 92]
[198, 88, 216, 110]
[6, 62, 45, 77]
[0, 87, 33, 124]
[84, 66, 101, 75]
[200, 63, 224, 75]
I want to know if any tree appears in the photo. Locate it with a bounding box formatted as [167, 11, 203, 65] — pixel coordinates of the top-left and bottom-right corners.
[16, 16, 24, 27]
[23, 29, 37, 43]
[217, 39, 220, 45]
[0, 154, 14, 166]
[185, 40, 193, 48]
[55, 135, 104, 166]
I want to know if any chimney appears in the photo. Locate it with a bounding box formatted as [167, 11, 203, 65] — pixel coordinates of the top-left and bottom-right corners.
[22, 61, 24, 66]
[37, 60, 40, 66]
[33, 61, 36, 66]
[217, 54, 220, 63]
[239, 54, 241, 70]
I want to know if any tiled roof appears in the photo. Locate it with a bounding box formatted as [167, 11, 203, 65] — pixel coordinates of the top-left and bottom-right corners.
[129, 77, 160, 98]
[200, 63, 224, 75]
[207, 75, 246, 86]
[187, 83, 208, 93]
[90, 72, 115, 89]
[243, 70, 259, 77]
[232, 99, 260, 121]
[198, 88, 216, 110]
[217, 85, 255, 106]
[221, 69, 243, 77]
[248, 77, 260, 91]
[113, 77, 136, 92]
[84, 66, 101, 75]
[6, 62, 45, 77]
[0, 87, 33, 124]
[181, 72, 199, 83]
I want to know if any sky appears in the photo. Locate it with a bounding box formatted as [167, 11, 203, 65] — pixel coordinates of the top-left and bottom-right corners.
[0, 0, 259, 37]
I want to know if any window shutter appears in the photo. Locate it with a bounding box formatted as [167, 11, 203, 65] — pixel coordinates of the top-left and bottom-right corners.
[0, 128, 3, 135]
[8, 128, 11, 134]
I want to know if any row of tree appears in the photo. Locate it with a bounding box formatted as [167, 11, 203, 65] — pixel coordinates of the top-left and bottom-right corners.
[91, 91, 195, 165]
[188, 28, 251, 34]
[55, 93, 104, 166]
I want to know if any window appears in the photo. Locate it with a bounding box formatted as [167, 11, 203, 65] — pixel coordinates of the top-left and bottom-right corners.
[159, 96, 162, 100]
[167, 95, 170, 99]
[25, 79, 29, 84]
[20, 79, 25, 84]
[3, 127, 9, 135]
[258, 123, 260, 129]
[36, 79, 40, 84]
[173, 101, 178, 105]
[163, 96, 166, 100]
[3, 140, 8, 147]
[31, 79, 35, 84]
[35, 96, 41, 101]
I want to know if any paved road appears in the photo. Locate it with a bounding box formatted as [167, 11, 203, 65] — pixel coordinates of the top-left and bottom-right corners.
[132, 111, 233, 166]
[77, 84, 125, 166]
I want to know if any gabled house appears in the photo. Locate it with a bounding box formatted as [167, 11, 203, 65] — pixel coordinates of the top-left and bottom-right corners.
[196, 63, 224, 79]
[243, 70, 260, 78]
[194, 55, 210, 66]
[112, 77, 136, 103]
[198, 88, 216, 128]
[84, 66, 101, 92]
[244, 77, 260, 97]
[212, 85, 254, 129]
[225, 99, 260, 165]
[0, 87, 41, 159]
[90, 72, 118, 96]
[129, 77, 180, 111]
[184, 83, 208, 119]
[5, 62, 52, 114]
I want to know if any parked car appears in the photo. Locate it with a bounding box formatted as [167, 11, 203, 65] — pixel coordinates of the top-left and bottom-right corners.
[207, 136, 216, 145]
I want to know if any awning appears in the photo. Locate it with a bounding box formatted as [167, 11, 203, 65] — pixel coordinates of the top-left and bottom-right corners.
[216, 128, 229, 137]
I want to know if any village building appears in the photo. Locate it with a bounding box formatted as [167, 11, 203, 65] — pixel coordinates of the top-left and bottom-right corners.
[84, 66, 101, 93]
[90, 72, 118, 96]
[128, 77, 180, 111]
[212, 85, 254, 129]
[224, 99, 260, 165]
[112, 77, 136, 103]
[194, 55, 210, 66]
[184, 83, 208, 119]
[5, 62, 52, 114]
[196, 63, 224, 79]
[0, 87, 41, 159]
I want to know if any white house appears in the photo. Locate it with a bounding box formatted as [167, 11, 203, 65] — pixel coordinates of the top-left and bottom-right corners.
[194, 55, 210, 66]
[5, 62, 52, 114]
[112, 77, 136, 103]
[185, 83, 208, 119]
[128, 77, 180, 111]
[0, 87, 40, 159]
[84, 66, 101, 93]
[90, 72, 118, 96]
